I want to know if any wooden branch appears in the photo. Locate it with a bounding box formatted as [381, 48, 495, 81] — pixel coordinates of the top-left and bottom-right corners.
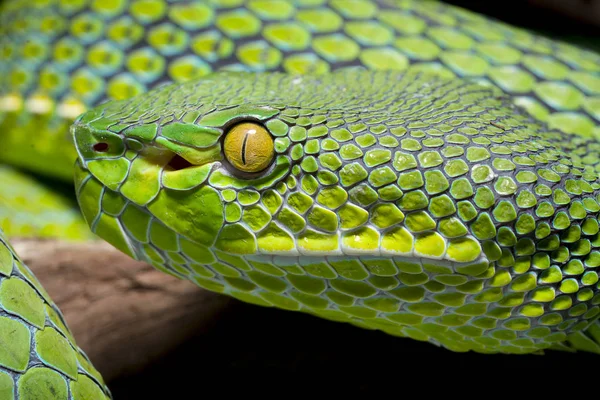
[11, 239, 233, 382]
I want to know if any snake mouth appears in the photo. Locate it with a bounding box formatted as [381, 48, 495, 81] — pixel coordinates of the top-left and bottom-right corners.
[166, 154, 193, 171]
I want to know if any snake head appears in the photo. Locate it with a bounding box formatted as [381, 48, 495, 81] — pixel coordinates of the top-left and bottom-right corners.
[71, 71, 301, 260]
[74, 69, 497, 262]
[72, 69, 600, 353]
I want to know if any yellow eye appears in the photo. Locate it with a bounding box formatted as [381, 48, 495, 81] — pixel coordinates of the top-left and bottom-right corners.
[224, 122, 274, 173]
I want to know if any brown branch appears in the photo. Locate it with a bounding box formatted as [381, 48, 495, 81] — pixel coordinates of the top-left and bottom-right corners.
[11, 238, 233, 382]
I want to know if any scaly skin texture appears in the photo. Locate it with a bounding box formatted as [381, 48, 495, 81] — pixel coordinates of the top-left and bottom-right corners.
[73, 69, 600, 354]
[1, 0, 600, 359]
[0, 229, 110, 399]
[0, 166, 94, 241]
[1, 0, 599, 181]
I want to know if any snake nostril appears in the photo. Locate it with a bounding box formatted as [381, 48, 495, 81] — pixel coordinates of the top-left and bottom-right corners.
[93, 142, 109, 152]
[167, 154, 192, 171]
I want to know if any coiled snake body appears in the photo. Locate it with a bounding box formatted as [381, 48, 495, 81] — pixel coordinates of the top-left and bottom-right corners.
[1, 0, 600, 397]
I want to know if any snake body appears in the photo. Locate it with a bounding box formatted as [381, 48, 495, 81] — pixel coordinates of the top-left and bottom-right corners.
[0, 166, 93, 240]
[1, 0, 600, 395]
[2, 0, 599, 182]
[0, 229, 110, 399]
[74, 67, 600, 354]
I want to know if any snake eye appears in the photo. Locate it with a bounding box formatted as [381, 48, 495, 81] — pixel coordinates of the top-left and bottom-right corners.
[223, 122, 274, 173]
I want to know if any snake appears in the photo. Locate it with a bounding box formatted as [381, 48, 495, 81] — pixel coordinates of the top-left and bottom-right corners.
[1, 0, 600, 397]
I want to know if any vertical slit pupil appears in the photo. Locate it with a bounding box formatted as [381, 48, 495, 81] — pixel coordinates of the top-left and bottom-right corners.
[241, 131, 249, 165]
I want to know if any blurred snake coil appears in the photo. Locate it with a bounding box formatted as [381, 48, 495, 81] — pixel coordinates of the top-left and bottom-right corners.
[2, 0, 600, 394]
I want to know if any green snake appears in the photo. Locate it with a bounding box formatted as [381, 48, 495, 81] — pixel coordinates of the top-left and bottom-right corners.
[2, 0, 600, 397]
